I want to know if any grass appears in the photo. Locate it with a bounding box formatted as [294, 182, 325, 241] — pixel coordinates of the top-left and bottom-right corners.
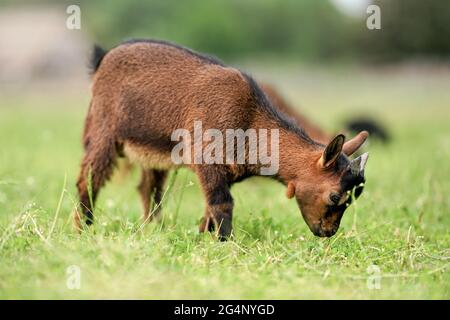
[0, 69, 449, 299]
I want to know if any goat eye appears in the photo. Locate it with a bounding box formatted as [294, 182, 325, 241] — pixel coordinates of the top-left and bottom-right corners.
[330, 193, 340, 204]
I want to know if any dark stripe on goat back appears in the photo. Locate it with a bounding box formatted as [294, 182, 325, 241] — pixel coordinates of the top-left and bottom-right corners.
[121, 38, 226, 67]
[242, 73, 319, 147]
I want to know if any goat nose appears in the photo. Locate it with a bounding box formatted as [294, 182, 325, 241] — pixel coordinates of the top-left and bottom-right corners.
[318, 225, 337, 237]
[323, 229, 335, 237]
[325, 225, 339, 237]
[311, 224, 323, 236]
[313, 227, 329, 238]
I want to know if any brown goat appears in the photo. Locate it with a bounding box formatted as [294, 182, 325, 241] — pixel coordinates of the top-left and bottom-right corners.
[74, 39, 369, 239]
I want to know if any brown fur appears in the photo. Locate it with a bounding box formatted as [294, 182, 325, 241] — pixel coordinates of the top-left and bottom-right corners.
[75, 40, 368, 239]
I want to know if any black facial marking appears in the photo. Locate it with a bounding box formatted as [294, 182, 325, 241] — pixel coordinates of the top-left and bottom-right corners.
[341, 170, 365, 193]
[331, 154, 366, 210]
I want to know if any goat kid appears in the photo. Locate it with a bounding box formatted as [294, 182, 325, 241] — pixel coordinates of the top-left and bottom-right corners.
[74, 39, 369, 239]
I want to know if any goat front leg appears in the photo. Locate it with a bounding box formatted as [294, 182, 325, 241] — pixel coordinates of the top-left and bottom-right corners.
[196, 166, 233, 241]
[138, 168, 168, 223]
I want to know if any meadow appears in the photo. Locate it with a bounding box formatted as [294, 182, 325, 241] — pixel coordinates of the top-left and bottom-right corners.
[0, 67, 449, 299]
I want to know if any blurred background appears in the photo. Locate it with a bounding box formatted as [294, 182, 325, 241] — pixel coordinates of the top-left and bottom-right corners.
[1, 0, 449, 139]
[0, 0, 449, 86]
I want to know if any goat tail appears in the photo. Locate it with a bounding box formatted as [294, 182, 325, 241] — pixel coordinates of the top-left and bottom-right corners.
[89, 44, 108, 75]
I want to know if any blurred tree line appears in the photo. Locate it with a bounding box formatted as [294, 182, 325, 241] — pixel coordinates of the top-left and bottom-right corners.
[5, 0, 450, 63]
[81, 0, 356, 61]
[366, 0, 450, 61]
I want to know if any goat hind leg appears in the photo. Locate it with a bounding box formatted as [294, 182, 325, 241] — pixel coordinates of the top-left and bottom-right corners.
[74, 139, 117, 230]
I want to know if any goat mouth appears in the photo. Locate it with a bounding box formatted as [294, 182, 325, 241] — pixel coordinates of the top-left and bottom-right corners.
[310, 222, 339, 237]
[312, 229, 337, 238]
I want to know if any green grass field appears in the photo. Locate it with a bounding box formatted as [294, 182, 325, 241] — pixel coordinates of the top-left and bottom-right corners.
[0, 69, 449, 299]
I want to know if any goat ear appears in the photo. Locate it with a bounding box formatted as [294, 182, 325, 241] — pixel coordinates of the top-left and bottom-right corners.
[319, 134, 345, 168]
[343, 131, 369, 156]
[286, 182, 295, 199]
